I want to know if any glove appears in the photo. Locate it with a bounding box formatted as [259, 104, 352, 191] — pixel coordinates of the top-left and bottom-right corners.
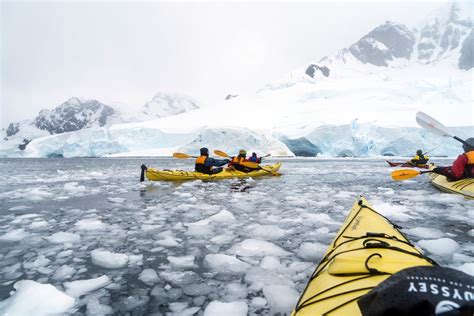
[224, 159, 231, 164]
[432, 167, 444, 174]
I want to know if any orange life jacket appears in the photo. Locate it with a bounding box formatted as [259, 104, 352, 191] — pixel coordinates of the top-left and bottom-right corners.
[195, 156, 211, 174]
[466, 151, 474, 164]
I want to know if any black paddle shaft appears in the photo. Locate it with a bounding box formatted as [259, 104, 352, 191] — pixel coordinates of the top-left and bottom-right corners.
[140, 164, 147, 182]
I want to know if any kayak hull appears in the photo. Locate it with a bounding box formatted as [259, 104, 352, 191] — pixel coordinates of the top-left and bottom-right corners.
[145, 162, 282, 181]
[428, 166, 474, 199]
[293, 196, 435, 316]
[386, 160, 429, 169]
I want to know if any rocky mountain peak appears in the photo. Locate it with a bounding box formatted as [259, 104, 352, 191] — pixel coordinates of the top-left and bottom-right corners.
[349, 21, 416, 67]
[34, 98, 115, 134]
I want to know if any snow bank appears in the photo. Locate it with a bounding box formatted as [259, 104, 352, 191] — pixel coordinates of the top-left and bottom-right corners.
[0, 280, 74, 315]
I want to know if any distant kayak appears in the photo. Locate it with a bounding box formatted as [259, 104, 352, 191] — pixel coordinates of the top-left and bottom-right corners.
[386, 160, 429, 169]
[144, 162, 282, 181]
[428, 165, 474, 199]
[293, 196, 436, 316]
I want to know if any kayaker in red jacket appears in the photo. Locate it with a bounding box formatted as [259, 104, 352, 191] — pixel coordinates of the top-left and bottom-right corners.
[432, 138, 474, 181]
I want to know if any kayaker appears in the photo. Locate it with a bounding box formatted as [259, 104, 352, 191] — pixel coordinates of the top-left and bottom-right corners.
[195, 147, 230, 175]
[409, 149, 429, 166]
[248, 152, 261, 163]
[229, 149, 259, 173]
[432, 138, 474, 181]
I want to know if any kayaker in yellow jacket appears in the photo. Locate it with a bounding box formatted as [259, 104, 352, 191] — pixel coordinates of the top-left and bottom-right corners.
[409, 149, 429, 166]
[195, 148, 230, 175]
[229, 149, 259, 173]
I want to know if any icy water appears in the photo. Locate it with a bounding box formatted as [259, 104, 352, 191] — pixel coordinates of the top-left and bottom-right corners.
[0, 158, 473, 315]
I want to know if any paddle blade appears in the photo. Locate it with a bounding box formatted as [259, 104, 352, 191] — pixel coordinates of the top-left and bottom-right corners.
[173, 152, 192, 159]
[416, 112, 453, 137]
[391, 169, 421, 181]
[214, 150, 230, 158]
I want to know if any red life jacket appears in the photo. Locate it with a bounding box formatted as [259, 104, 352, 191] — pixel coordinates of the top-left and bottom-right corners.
[195, 156, 212, 174]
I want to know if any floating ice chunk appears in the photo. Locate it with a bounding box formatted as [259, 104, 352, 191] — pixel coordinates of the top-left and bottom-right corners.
[251, 297, 267, 307]
[46, 232, 81, 244]
[230, 239, 291, 257]
[298, 242, 327, 261]
[0, 229, 29, 242]
[168, 255, 196, 269]
[404, 227, 444, 239]
[107, 197, 126, 204]
[86, 294, 114, 315]
[29, 220, 49, 229]
[244, 267, 294, 290]
[0, 280, 74, 315]
[183, 283, 213, 296]
[160, 271, 200, 286]
[203, 301, 248, 316]
[57, 250, 74, 258]
[8, 205, 33, 211]
[260, 256, 281, 270]
[225, 283, 248, 300]
[247, 224, 287, 240]
[417, 238, 460, 258]
[203, 254, 250, 274]
[468, 229, 474, 237]
[75, 218, 106, 231]
[91, 249, 129, 268]
[64, 182, 86, 193]
[262, 285, 299, 314]
[64, 275, 111, 297]
[169, 302, 188, 312]
[27, 188, 53, 201]
[138, 269, 160, 285]
[52, 265, 76, 280]
[156, 236, 180, 247]
[23, 255, 50, 269]
[142, 224, 161, 232]
[210, 234, 234, 244]
[454, 262, 474, 276]
[187, 210, 236, 226]
[373, 202, 412, 222]
[128, 254, 143, 266]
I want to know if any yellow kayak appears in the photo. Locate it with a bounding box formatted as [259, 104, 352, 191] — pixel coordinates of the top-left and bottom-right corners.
[428, 166, 474, 199]
[293, 196, 436, 316]
[145, 162, 282, 181]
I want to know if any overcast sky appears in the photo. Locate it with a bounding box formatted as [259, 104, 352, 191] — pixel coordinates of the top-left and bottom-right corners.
[1, 0, 454, 126]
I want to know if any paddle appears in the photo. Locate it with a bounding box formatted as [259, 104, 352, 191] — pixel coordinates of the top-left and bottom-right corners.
[213, 150, 279, 175]
[391, 169, 433, 181]
[173, 152, 197, 159]
[416, 112, 470, 147]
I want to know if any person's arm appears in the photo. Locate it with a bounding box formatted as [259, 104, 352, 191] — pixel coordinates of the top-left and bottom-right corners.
[205, 157, 230, 167]
[445, 154, 468, 181]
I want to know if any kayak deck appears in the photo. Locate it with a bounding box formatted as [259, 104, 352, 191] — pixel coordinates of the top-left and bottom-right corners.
[293, 196, 436, 316]
[145, 162, 282, 181]
[428, 166, 474, 199]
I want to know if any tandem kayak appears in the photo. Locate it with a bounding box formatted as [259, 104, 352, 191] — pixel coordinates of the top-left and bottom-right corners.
[386, 160, 429, 169]
[293, 196, 436, 316]
[428, 166, 474, 199]
[144, 162, 282, 181]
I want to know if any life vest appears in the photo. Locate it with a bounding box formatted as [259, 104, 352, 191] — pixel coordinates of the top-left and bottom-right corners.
[195, 156, 212, 174]
[411, 154, 429, 165]
[466, 151, 474, 164]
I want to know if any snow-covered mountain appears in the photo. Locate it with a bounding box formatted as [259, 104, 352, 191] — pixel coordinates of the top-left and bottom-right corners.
[1, 1, 472, 158]
[1, 93, 200, 156]
[143, 92, 199, 118]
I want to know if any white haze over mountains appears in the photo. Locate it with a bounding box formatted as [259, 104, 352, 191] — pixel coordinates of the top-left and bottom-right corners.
[0, 0, 472, 158]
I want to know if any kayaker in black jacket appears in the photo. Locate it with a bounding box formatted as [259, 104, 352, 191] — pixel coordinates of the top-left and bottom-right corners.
[195, 148, 230, 175]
